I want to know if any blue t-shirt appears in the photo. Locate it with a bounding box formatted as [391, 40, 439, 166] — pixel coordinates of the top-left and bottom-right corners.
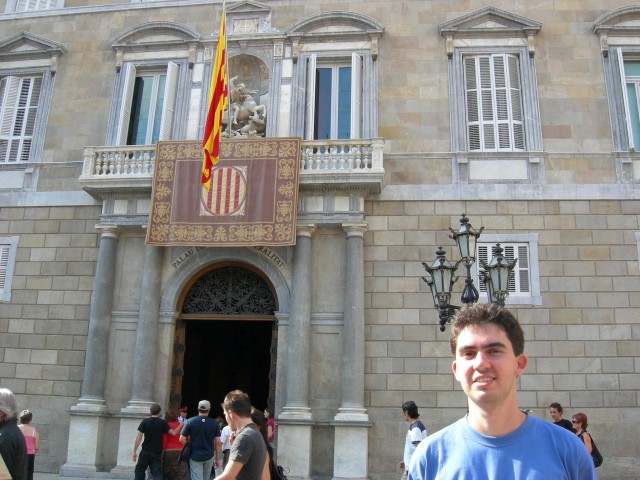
[181, 416, 221, 461]
[408, 414, 597, 480]
[404, 420, 427, 470]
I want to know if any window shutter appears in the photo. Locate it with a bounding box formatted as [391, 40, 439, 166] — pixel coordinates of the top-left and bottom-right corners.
[159, 61, 179, 141]
[465, 57, 481, 151]
[477, 242, 530, 296]
[0, 76, 40, 163]
[0, 244, 9, 296]
[507, 55, 525, 150]
[618, 49, 636, 150]
[304, 54, 317, 140]
[465, 54, 524, 152]
[350, 52, 362, 139]
[116, 63, 136, 145]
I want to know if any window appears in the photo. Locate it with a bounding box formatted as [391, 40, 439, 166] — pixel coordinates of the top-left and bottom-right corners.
[116, 62, 179, 145]
[4, 0, 64, 13]
[475, 234, 541, 305]
[0, 75, 42, 163]
[305, 55, 362, 140]
[439, 7, 543, 182]
[287, 11, 382, 141]
[464, 54, 524, 152]
[0, 236, 18, 302]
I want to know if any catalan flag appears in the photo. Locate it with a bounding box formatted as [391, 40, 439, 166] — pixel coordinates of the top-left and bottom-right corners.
[201, 10, 228, 190]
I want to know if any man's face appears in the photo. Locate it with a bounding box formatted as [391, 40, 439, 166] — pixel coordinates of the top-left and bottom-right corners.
[452, 323, 527, 411]
[224, 408, 236, 430]
[549, 407, 561, 422]
[180, 411, 187, 418]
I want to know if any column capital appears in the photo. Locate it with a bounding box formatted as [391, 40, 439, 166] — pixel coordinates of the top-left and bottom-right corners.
[95, 224, 122, 238]
[296, 223, 316, 238]
[342, 222, 368, 237]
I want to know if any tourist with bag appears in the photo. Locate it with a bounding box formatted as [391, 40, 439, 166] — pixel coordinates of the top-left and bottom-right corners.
[572, 412, 603, 468]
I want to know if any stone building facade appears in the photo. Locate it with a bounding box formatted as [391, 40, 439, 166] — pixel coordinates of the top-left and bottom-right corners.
[0, 1, 639, 479]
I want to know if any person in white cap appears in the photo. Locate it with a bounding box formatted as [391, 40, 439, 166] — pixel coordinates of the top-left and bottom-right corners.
[180, 400, 221, 480]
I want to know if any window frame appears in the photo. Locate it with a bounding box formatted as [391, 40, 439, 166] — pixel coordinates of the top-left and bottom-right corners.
[107, 59, 186, 146]
[0, 236, 19, 302]
[475, 233, 541, 306]
[450, 45, 542, 155]
[4, 0, 64, 14]
[303, 53, 363, 141]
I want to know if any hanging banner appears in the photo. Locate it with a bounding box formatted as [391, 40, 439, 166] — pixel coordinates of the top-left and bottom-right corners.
[146, 138, 301, 246]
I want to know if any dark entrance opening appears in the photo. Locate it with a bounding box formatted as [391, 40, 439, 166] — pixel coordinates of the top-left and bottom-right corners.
[181, 319, 274, 419]
[170, 263, 278, 419]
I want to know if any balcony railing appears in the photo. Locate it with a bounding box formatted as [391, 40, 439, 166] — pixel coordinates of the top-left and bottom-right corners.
[79, 138, 384, 196]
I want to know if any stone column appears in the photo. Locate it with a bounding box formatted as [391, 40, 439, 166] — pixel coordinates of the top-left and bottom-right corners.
[127, 244, 164, 408]
[62, 225, 120, 476]
[113, 244, 165, 474]
[333, 223, 370, 480]
[278, 224, 315, 480]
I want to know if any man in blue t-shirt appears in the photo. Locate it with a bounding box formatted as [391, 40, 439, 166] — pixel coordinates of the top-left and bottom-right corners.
[398, 401, 427, 480]
[180, 400, 221, 480]
[408, 304, 597, 480]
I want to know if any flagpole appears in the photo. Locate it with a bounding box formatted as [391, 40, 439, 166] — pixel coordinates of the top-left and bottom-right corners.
[222, 0, 233, 136]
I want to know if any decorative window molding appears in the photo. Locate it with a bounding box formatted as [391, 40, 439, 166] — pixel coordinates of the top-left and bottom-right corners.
[439, 7, 544, 183]
[476, 233, 541, 305]
[594, 6, 640, 182]
[286, 11, 383, 140]
[0, 32, 64, 189]
[0, 236, 18, 302]
[106, 22, 199, 146]
[4, 0, 64, 14]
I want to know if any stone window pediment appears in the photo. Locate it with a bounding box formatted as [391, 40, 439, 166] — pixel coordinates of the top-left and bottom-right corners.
[0, 32, 65, 71]
[226, 0, 274, 35]
[594, 6, 640, 55]
[287, 11, 383, 38]
[439, 6, 541, 56]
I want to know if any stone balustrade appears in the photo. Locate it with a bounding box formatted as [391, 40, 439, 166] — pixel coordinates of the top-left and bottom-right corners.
[79, 138, 384, 184]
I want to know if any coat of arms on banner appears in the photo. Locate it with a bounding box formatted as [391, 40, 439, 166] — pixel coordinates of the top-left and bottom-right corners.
[146, 138, 301, 247]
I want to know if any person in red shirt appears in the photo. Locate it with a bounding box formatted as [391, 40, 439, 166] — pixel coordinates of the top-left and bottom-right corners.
[162, 409, 190, 480]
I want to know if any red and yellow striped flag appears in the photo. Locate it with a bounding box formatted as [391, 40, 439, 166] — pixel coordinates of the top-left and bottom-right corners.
[201, 11, 228, 190]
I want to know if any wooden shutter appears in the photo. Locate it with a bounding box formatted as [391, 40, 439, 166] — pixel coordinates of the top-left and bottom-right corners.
[350, 52, 362, 139]
[116, 63, 136, 145]
[159, 61, 179, 140]
[0, 244, 9, 296]
[465, 54, 524, 152]
[0, 76, 40, 163]
[304, 54, 317, 140]
[477, 243, 530, 296]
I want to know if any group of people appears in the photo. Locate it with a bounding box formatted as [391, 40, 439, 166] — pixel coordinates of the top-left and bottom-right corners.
[0, 388, 39, 480]
[398, 303, 600, 479]
[133, 390, 277, 480]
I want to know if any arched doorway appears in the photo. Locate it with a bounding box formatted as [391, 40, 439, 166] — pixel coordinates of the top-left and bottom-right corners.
[170, 262, 277, 418]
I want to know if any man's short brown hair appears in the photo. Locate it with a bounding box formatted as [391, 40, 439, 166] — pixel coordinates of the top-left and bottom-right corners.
[222, 390, 252, 418]
[449, 303, 525, 356]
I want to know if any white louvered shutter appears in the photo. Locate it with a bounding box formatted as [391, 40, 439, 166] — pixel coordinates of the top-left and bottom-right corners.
[116, 63, 137, 145]
[465, 54, 524, 151]
[0, 244, 9, 297]
[159, 62, 179, 140]
[350, 52, 362, 139]
[304, 54, 317, 140]
[477, 243, 530, 297]
[0, 76, 41, 163]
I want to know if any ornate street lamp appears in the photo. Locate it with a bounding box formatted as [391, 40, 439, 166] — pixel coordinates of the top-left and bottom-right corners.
[480, 243, 517, 307]
[449, 214, 484, 305]
[422, 246, 460, 332]
[421, 214, 518, 331]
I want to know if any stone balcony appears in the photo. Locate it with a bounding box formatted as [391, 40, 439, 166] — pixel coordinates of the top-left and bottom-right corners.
[78, 138, 385, 199]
